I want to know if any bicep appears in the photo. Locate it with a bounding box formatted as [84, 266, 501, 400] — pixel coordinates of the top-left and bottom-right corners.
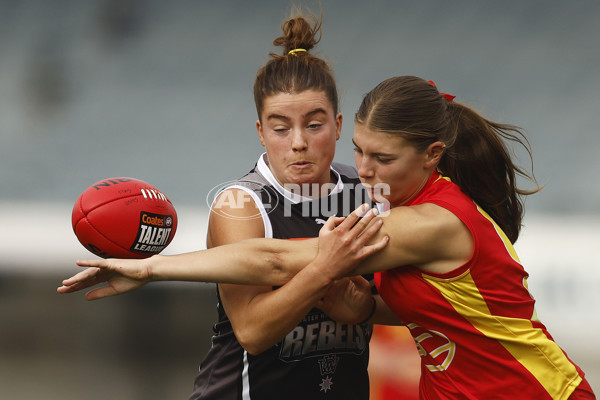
[208, 188, 316, 283]
[208, 189, 273, 314]
[353, 204, 473, 275]
[209, 189, 321, 352]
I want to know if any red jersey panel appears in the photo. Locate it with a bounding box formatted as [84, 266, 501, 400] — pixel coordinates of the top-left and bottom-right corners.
[375, 171, 588, 399]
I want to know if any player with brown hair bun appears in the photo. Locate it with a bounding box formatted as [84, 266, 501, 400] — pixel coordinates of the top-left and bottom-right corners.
[190, 10, 382, 400]
[181, 10, 384, 400]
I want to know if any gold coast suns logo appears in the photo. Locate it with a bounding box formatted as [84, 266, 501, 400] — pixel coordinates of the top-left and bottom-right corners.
[407, 323, 456, 372]
[130, 211, 174, 254]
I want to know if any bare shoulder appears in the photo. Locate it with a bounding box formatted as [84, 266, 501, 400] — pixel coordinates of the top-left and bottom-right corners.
[208, 188, 265, 247]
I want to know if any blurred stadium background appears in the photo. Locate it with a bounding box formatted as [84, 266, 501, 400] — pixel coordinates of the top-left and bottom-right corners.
[0, 1, 598, 398]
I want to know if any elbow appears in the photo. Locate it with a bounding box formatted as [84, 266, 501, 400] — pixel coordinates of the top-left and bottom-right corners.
[246, 237, 299, 286]
[235, 330, 271, 356]
[241, 343, 268, 357]
[230, 318, 272, 355]
[265, 250, 294, 286]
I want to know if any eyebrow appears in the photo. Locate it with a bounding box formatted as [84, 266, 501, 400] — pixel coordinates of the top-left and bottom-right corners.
[266, 108, 328, 121]
[352, 139, 396, 158]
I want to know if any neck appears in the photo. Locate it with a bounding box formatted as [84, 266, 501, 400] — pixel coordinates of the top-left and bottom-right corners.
[394, 170, 438, 208]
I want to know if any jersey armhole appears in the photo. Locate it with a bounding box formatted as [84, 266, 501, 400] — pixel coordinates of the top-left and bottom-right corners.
[210, 185, 274, 239]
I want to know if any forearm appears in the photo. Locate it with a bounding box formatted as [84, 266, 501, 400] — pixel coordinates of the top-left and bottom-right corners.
[149, 237, 316, 286]
[228, 260, 335, 354]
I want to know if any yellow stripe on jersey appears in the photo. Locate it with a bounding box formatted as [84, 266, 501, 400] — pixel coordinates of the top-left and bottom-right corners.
[474, 203, 544, 322]
[423, 272, 581, 399]
[434, 173, 452, 184]
[475, 204, 520, 263]
[422, 172, 581, 398]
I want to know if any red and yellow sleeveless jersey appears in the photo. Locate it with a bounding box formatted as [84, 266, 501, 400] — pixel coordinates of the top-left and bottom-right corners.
[374, 170, 591, 399]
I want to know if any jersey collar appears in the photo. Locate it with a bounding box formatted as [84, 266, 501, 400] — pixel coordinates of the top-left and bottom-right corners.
[256, 153, 344, 204]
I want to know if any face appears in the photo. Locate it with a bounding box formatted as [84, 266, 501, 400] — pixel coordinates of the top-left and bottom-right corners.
[256, 90, 342, 190]
[353, 123, 443, 208]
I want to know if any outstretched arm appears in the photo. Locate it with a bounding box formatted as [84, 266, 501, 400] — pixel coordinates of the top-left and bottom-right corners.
[57, 236, 314, 300]
[57, 204, 387, 300]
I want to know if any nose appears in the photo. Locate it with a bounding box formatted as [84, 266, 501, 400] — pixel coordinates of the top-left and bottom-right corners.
[290, 128, 308, 152]
[356, 154, 374, 179]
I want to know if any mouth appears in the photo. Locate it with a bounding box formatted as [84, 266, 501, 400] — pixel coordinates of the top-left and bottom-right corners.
[362, 183, 389, 201]
[364, 187, 376, 200]
[290, 161, 312, 168]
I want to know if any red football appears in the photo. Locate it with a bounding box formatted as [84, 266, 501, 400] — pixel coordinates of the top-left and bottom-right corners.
[72, 177, 178, 259]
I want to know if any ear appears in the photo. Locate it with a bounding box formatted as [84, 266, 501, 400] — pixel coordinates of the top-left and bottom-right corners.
[256, 120, 266, 147]
[335, 113, 343, 141]
[424, 141, 445, 168]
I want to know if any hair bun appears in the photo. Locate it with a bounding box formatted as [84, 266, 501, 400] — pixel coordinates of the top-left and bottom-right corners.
[273, 15, 321, 55]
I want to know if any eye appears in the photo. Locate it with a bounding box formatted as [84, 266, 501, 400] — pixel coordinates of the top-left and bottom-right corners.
[272, 126, 290, 134]
[353, 147, 362, 154]
[307, 123, 323, 130]
[376, 156, 393, 164]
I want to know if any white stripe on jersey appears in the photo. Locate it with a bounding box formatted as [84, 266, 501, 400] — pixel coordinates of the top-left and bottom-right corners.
[210, 184, 273, 239]
[242, 350, 251, 400]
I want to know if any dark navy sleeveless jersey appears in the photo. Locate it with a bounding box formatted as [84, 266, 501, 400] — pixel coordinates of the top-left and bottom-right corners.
[189, 155, 375, 400]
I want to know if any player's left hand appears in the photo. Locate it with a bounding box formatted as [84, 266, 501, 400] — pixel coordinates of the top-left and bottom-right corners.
[57, 257, 152, 300]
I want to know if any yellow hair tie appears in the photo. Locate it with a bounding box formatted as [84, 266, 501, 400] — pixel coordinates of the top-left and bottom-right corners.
[288, 48, 307, 56]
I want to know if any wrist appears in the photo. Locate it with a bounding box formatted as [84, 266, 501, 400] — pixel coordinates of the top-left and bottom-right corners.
[147, 254, 163, 282]
[302, 261, 336, 293]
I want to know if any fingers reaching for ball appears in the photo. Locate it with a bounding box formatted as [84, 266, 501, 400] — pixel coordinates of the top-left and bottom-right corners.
[57, 265, 103, 293]
[57, 257, 152, 300]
